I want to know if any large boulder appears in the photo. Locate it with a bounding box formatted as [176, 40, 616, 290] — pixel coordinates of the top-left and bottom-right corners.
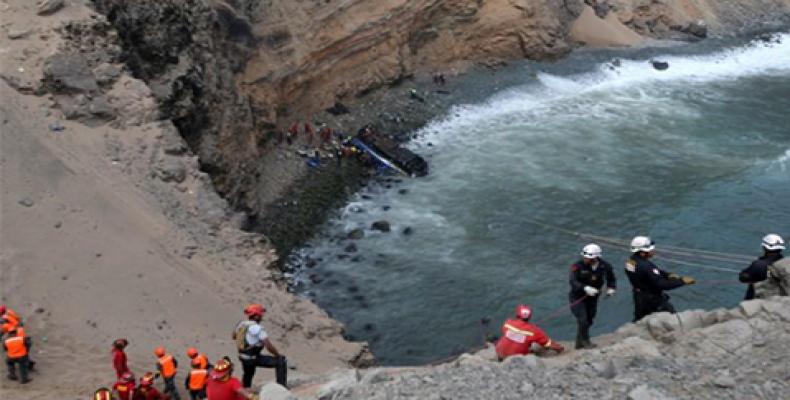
[44, 53, 99, 94]
[259, 382, 296, 400]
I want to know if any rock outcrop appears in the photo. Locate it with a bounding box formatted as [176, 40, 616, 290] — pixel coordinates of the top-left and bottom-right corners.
[295, 297, 790, 399]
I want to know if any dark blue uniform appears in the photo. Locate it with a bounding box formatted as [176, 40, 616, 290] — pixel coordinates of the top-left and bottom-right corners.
[569, 259, 616, 348]
[624, 254, 685, 322]
[739, 253, 783, 300]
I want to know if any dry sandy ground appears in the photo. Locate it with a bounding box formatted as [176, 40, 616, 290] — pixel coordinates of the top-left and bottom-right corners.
[0, 1, 364, 399]
[571, 5, 644, 47]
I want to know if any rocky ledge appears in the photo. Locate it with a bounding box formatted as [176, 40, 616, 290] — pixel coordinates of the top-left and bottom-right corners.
[285, 297, 790, 399]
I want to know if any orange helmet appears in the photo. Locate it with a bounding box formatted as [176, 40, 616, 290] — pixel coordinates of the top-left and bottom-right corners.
[210, 358, 232, 380]
[140, 372, 155, 386]
[244, 304, 265, 318]
[154, 346, 166, 357]
[94, 388, 113, 400]
[515, 305, 533, 321]
[186, 347, 198, 359]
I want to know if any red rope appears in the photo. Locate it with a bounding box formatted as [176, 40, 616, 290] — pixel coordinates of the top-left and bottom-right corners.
[533, 295, 589, 325]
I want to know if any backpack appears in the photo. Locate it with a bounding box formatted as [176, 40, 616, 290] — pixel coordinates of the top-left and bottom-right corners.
[234, 321, 253, 352]
[755, 258, 790, 298]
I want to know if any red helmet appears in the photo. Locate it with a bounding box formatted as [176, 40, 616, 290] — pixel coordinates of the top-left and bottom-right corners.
[244, 304, 265, 318]
[94, 388, 113, 400]
[515, 305, 533, 321]
[121, 372, 135, 382]
[0, 305, 6, 315]
[210, 358, 232, 380]
[186, 347, 198, 359]
[154, 346, 166, 357]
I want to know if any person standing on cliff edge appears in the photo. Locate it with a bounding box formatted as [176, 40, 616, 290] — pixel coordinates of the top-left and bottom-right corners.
[740, 234, 785, 300]
[232, 304, 287, 388]
[625, 236, 695, 321]
[569, 244, 616, 349]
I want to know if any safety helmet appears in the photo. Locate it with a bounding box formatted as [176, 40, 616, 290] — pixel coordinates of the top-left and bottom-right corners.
[630, 236, 655, 253]
[154, 346, 166, 357]
[211, 358, 233, 380]
[0, 305, 6, 315]
[515, 304, 533, 321]
[113, 338, 128, 349]
[762, 233, 785, 251]
[94, 388, 113, 400]
[581, 243, 602, 259]
[186, 347, 198, 359]
[244, 303, 266, 318]
[140, 372, 155, 386]
[121, 372, 135, 383]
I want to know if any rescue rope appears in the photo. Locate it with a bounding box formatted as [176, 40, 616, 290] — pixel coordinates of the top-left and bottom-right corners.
[533, 295, 589, 325]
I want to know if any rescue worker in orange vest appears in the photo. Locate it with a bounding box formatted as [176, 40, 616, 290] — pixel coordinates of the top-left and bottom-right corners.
[154, 347, 180, 400]
[186, 347, 211, 370]
[495, 305, 564, 361]
[184, 358, 208, 400]
[133, 372, 169, 400]
[0, 304, 22, 338]
[113, 372, 137, 400]
[3, 327, 32, 383]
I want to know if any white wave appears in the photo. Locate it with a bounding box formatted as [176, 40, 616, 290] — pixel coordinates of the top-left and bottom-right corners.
[411, 33, 790, 149]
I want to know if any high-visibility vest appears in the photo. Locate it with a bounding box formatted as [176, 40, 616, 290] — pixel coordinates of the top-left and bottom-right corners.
[188, 369, 208, 390]
[4, 335, 27, 359]
[158, 354, 177, 378]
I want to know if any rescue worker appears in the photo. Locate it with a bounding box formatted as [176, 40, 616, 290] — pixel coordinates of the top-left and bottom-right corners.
[113, 372, 137, 400]
[113, 338, 131, 379]
[232, 304, 287, 388]
[133, 372, 168, 400]
[740, 233, 785, 300]
[495, 305, 564, 361]
[304, 120, 315, 145]
[625, 236, 695, 322]
[205, 357, 257, 400]
[569, 243, 616, 349]
[154, 347, 180, 400]
[3, 327, 32, 383]
[185, 358, 208, 400]
[186, 348, 211, 370]
[95, 387, 115, 400]
[1, 305, 22, 340]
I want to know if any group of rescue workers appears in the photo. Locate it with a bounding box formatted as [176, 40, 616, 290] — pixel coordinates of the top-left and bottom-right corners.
[494, 233, 788, 360]
[3, 233, 787, 396]
[2, 303, 285, 400]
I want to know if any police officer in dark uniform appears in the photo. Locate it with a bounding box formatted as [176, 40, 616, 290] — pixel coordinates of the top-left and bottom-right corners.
[625, 236, 695, 322]
[569, 243, 617, 349]
[739, 233, 785, 300]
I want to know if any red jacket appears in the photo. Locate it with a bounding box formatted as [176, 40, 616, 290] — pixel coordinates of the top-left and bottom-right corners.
[132, 386, 167, 400]
[206, 376, 245, 400]
[495, 319, 552, 359]
[113, 380, 136, 400]
[112, 348, 129, 379]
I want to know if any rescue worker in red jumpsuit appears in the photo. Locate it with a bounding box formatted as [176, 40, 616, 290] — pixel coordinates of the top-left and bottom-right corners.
[205, 357, 257, 400]
[114, 372, 137, 400]
[495, 305, 564, 361]
[133, 372, 169, 400]
[113, 338, 131, 379]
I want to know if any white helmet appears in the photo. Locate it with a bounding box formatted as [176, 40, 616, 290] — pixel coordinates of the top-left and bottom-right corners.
[630, 236, 655, 253]
[762, 234, 785, 251]
[581, 243, 602, 259]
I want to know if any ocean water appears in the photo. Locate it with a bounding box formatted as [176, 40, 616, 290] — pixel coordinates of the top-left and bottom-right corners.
[291, 33, 790, 365]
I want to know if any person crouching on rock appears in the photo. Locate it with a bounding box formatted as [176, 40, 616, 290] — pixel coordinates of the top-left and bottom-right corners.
[232, 304, 287, 388]
[569, 244, 616, 349]
[495, 305, 564, 361]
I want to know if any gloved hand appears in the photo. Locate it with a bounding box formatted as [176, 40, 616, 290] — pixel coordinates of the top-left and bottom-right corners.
[681, 276, 696, 285]
[583, 286, 599, 296]
[606, 288, 616, 296]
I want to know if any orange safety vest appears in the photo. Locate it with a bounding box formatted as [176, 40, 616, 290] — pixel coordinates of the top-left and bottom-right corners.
[4, 335, 27, 359]
[158, 354, 177, 378]
[188, 369, 208, 390]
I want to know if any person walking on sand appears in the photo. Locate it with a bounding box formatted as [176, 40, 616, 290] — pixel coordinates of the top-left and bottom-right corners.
[232, 304, 287, 388]
[495, 305, 564, 361]
[185, 358, 208, 400]
[186, 348, 211, 370]
[154, 347, 181, 400]
[113, 338, 130, 379]
[569, 244, 616, 349]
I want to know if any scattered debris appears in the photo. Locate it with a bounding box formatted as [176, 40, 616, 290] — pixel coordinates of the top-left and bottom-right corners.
[18, 197, 35, 207]
[37, 0, 65, 16]
[651, 60, 670, 71]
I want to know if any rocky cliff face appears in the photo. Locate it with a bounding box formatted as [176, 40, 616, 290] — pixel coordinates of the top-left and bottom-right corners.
[296, 297, 790, 399]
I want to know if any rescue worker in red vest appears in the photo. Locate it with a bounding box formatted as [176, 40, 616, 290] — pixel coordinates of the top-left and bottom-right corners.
[184, 357, 208, 400]
[3, 327, 32, 383]
[133, 372, 168, 400]
[570, 244, 617, 349]
[155, 347, 180, 400]
[205, 357, 257, 400]
[495, 305, 564, 361]
[739, 233, 785, 300]
[186, 347, 211, 370]
[114, 372, 137, 400]
[625, 236, 695, 322]
[232, 304, 287, 388]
